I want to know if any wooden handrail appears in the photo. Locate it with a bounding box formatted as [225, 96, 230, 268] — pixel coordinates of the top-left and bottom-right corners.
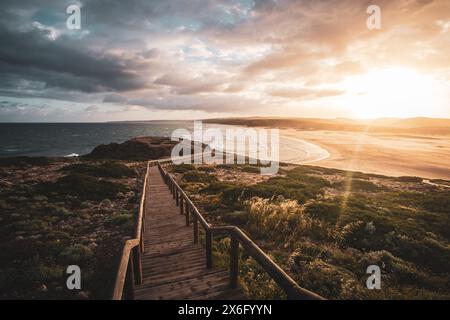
[112, 161, 150, 300]
[158, 163, 324, 300]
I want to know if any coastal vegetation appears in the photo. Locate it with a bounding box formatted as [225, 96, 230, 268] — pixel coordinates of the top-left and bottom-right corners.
[168, 163, 450, 299]
[0, 157, 145, 299]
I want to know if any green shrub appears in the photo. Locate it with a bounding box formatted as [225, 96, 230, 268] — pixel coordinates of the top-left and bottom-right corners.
[105, 212, 135, 230]
[201, 181, 237, 194]
[62, 162, 136, 178]
[216, 164, 234, 170]
[45, 231, 71, 241]
[244, 197, 328, 243]
[0, 157, 56, 167]
[15, 219, 49, 232]
[60, 244, 93, 263]
[339, 221, 368, 247]
[101, 199, 112, 206]
[80, 201, 91, 209]
[33, 195, 48, 202]
[221, 211, 249, 225]
[241, 165, 261, 173]
[396, 176, 423, 183]
[397, 191, 450, 214]
[242, 173, 329, 204]
[221, 186, 246, 209]
[182, 171, 217, 183]
[36, 174, 128, 201]
[197, 166, 215, 173]
[304, 202, 341, 224]
[0, 199, 8, 210]
[172, 164, 195, 174]
[41, 204, 71, 217]
[332, 179, 385, 192]
[37, 261, 65, 282]
[384, 233, 450, 273]
[244, 180, 320, 204]
[239, 256, 286, 299]
[203, 196, 222, 211]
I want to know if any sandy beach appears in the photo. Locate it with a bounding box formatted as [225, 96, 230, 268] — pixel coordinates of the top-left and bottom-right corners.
[282, 129, 450, 180]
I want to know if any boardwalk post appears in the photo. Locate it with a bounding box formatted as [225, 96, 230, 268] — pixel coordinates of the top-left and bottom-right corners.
[185, 205, 190, 226]
[176, 188, 179, 206]
[142, 204, 146, 234]
[140, 229, 145, 253]
[230, 236, 239, 289]
[193, 215, 199, 244]
[124, 251, 135, 300]
[180, 197, 184, 215]
[206, 230, 213, 269]
[133, 246, 143, 285]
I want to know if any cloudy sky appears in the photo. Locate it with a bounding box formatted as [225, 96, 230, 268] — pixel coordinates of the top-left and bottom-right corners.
[0, 0, 449, 122]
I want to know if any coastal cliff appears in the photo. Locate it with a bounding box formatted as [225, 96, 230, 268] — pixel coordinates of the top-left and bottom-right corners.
[85, 137, 177, 160]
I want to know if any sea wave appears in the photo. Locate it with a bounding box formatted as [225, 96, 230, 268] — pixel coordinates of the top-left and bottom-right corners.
[64, 153, 80, 158]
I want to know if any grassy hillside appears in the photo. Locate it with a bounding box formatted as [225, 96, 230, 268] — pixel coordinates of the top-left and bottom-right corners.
[0, 157, 146, 299]
[168, 163, 450, 299]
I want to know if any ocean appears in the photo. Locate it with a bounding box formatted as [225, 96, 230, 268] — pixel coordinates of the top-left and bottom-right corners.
[0, 122, 191, 157]
[0, 121, 329, 164]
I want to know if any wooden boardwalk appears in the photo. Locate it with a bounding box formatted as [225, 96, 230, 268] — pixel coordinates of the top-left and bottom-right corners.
[134, 166, 244, 300]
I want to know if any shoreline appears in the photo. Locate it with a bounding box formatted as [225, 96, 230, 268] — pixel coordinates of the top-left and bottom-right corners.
[2, 123, 449, 180]
[279, 128, 450, 180]
[277, 132, 331, 164]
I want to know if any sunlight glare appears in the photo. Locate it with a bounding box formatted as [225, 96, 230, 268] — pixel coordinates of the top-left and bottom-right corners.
[341, 67, 440, 118]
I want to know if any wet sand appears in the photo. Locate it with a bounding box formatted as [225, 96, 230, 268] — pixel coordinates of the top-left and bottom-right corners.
[277, 133, 330, 164]
[282, 129, 450, 180]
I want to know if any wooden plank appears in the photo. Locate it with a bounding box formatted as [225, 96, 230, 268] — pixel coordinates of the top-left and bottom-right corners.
[142, 253, 205, 267]
[135, 271, 230, 300]
[141, 269, 225, 288]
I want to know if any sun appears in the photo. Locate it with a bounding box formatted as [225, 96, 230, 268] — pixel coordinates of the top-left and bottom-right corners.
[340, 67, 441, 119]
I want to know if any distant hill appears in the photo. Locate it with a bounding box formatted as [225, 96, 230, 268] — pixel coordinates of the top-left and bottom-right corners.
[204, 117, 450, 135]
[385, 117, 450, 128]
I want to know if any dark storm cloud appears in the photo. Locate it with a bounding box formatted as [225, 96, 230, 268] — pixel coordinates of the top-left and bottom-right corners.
[0, 0, 248, 101]
[0, 24, 147, 93]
